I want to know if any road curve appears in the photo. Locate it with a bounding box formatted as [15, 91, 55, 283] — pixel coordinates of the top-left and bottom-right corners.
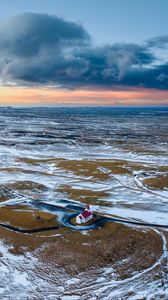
[0, 200, 168, 234]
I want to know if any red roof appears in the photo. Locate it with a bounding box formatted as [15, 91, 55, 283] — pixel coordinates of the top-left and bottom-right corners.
[81, 209, 92, 219]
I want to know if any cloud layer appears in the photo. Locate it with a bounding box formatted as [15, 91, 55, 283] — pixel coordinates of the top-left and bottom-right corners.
[0, 13, 168, 90]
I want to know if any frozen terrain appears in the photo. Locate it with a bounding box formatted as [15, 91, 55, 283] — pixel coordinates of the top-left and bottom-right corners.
[0, 106, 167, 299]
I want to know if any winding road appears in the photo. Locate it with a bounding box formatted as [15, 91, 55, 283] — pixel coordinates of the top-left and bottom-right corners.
[0, 199, 168, 234]
[0, 185, 167, 298]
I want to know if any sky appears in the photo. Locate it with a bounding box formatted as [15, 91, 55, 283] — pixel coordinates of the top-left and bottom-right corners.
[0, 0, 168, 106]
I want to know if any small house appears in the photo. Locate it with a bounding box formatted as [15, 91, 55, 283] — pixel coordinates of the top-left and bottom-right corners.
[76, 204, 93, 224]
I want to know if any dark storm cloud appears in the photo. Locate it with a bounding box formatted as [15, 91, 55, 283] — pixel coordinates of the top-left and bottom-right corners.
[147, 35, 168, 48]
[0, 13, 167, 90]
[0, 13, 90, 57]
[118, 63, 168, 90]
[71, 44, 154, 85]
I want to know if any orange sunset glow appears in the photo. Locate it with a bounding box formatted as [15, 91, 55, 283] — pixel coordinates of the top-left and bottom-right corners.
[0, 2, 168, 300]
[0, 86, 168, 106]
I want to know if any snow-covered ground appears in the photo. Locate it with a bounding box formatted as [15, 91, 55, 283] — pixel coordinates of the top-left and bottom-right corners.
[0, 107, 167, 299]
